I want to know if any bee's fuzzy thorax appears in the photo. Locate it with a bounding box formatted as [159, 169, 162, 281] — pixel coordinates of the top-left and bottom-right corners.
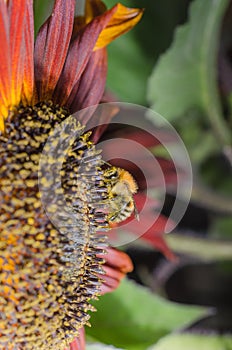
[118, 168, 138, 194]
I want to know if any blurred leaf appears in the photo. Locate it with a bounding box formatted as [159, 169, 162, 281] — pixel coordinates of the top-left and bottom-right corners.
[148, 333, 232, 350]
[210, 216, 232, 240]
[175, 110, 220, 164]
[107, 32, 152, 105]
[200, 152, 232, 195]
[147, 0, 230, 145]
[104, 0, 150, 104]
[86, 278, 206, 350]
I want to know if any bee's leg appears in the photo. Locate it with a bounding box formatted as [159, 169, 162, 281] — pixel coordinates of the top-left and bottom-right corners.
[108, 200, 130, 223]
[132, 198, 139, 221]
[108, 210, 120, 222]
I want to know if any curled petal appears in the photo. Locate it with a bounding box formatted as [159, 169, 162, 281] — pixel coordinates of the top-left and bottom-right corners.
[34, 0, 75, 100]
[94, 4, 144, 50]
[99, 248, 133, 295]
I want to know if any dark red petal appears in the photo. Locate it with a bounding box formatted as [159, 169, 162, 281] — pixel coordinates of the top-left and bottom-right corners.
[90, 104, 119, 144]
[135, 192, 160, 211]
[145, 233, 176, 261]
[103, 126, 177, 149]
[9, 0, 27, 106]
[68, 328, 85, 350]
[123, 195, 176, 259]
[22, 0, 34, 104]
[100, 270, 122, 294]
[98, 248, 133, 295]
[0, 0, 10, 123]
[90, 90, 118, 143]
[67, 48, 107, 115]
[53, 5, 119, 106]
[34, 0, 75, 100]
[104, 247, 133, 273]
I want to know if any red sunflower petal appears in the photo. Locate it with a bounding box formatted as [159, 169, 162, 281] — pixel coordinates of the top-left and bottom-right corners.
[21, 0, 34, 105]
[53, 5, 119, 106]
[0, 1, 10, 129]
[9, 0, 27, 106]
[90, 104, 119, 144]
[101, 126, 178, 149]
[99, 248, 133, 295]
[89, 91, 118, 143]
[67, 328, 85, 350]
[67, 48, 107, 115]
[34, 0, 75, 101]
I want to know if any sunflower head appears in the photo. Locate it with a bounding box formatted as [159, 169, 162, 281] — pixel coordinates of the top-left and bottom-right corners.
[0, 0, 142, 349]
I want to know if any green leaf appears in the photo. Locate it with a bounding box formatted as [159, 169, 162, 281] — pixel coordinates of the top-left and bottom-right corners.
[34, 0, 54, 35]
[148, 333, 232, 350]
[147, 0, 230, 145]
[86, 279, 206, 350]
[106, 0, 191, 105]
[105, 0, 151, 104]
[107, 32, 152, 105]
[210, 216, 232, 240]
[175, 109, 220, 164]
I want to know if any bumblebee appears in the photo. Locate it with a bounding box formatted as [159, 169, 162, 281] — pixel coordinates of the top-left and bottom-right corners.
[103, 166, 139, 224]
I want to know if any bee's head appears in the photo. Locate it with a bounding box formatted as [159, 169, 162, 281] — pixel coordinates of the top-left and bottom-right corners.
[104, 166, 119, 181]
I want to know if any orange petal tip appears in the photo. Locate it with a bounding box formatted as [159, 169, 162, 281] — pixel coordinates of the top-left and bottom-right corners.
[94, 3, 144, 50]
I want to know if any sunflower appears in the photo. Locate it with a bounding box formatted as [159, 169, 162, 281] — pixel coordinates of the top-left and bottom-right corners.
[0, 0, 142, 349]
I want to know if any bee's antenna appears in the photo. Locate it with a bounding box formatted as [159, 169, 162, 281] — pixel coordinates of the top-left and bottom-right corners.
[101, 159, 113, 167]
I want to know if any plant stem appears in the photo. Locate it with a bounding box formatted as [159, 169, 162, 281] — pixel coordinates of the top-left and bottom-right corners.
[202, 0, 231, 146]
[190, 182, 232, 215]
[166, 233, 232, 261]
